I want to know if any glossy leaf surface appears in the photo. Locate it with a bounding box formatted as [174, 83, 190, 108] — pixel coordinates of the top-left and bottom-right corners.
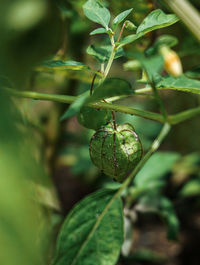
[83, 0, 110, 28]
[136, 9, 179, 35]
[113, 8, 133, 26]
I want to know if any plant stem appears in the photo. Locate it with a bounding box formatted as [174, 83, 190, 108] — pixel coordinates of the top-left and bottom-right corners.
[169, 106, 200, 124]
[6, 87, 164, 123]
[6, 88, 200, 124]
[162, 0, 200, 42]
[117, 23, 126, 42]
[154, 85, 168, 119]
[90, 73, 97, 96]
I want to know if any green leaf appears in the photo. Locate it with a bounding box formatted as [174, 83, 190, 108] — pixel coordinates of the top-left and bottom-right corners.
[77, 106, 112, 130]
[156, 75, 200, 95]
[60, 91, 90, 121]
[88, 78, 134, 103]
[136, 9, 179, 35]
[37, 60, 90, 72]
[53, 189, 124, 265]
[185, 66, 200, 79]
[118, 34, 142, 47]
[113, 8, 133, 26]
[90, 27, 107, 35]
[83, 0, 110, 29]
[180, 179, 200, 197]
[87, 45, 124, 63]
[159, 197, 179, 240]
[134, 152, 180, 188]
[146, 34, 178, 56]
[127, 51, 164, 82]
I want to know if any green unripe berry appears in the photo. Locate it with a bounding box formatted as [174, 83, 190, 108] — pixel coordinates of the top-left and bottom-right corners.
[89, 123, 142, 182]
[77, 106, 112, 130]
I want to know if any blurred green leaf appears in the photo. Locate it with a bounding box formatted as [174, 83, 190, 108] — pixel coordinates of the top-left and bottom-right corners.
[90, 27, 107, 35]
[136, 195, 179, 240]
[83, 0, 110, 28]
[53, 189, 123, 265]
[87, 45, 124, 63]
[156, 75, 200, 95]
[37, 60, 91, 72]
[60, 90, 89, 121]
[180, 179, 200, 197]
[113, 8, 133, 26]
[127, 51, 164, 82]
[136, 9, 179, 35]
[0, 90, 50, 265]
[185, 66, 200, 79]
[159, 197, 179, 240]
[118, 34, 141, 47]
[146, 34, 178, 56]
[134, 152, 180, 188]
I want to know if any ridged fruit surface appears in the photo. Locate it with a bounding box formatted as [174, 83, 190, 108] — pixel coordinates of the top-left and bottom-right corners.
[89, 123, 142, 182]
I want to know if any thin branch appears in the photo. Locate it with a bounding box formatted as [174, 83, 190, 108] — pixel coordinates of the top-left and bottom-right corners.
[169, 106, 200, 124]
[6, 88, 200, 125]
[6, 88, 165, 123]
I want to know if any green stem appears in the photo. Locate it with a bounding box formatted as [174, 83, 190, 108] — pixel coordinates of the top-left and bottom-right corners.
[135, 85, 200, 96]
[6, 87, 164, 123]
[149, 79, 168, 120]
[169, 106, 200, 124]
[6, 88, 200, 124]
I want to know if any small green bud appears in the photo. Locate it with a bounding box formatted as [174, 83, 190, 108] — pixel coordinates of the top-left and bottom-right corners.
[124, 20, 137, 30]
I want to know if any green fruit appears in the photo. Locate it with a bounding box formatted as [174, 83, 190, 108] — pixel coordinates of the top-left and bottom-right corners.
[77, 106, 112, 130]
[89, 123, 143, 182]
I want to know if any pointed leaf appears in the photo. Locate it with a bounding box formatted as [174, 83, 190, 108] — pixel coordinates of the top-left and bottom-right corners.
[180, 179, 200, 197]
[146, 34, 178, 56]
[156, 75, 200, 95]
[37, 60, 90, 72]
[60, 91, 90, 121]
[136, 9, 179, 35]
[83, 0, 110, 29]
[90, 27, 107, 35]
[159, 197, 179, 240]
[113, 8, 133, 26]
[127, 51, 164, 82]
[118, 34, 142, 47]
[53, 189, 124, 265]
